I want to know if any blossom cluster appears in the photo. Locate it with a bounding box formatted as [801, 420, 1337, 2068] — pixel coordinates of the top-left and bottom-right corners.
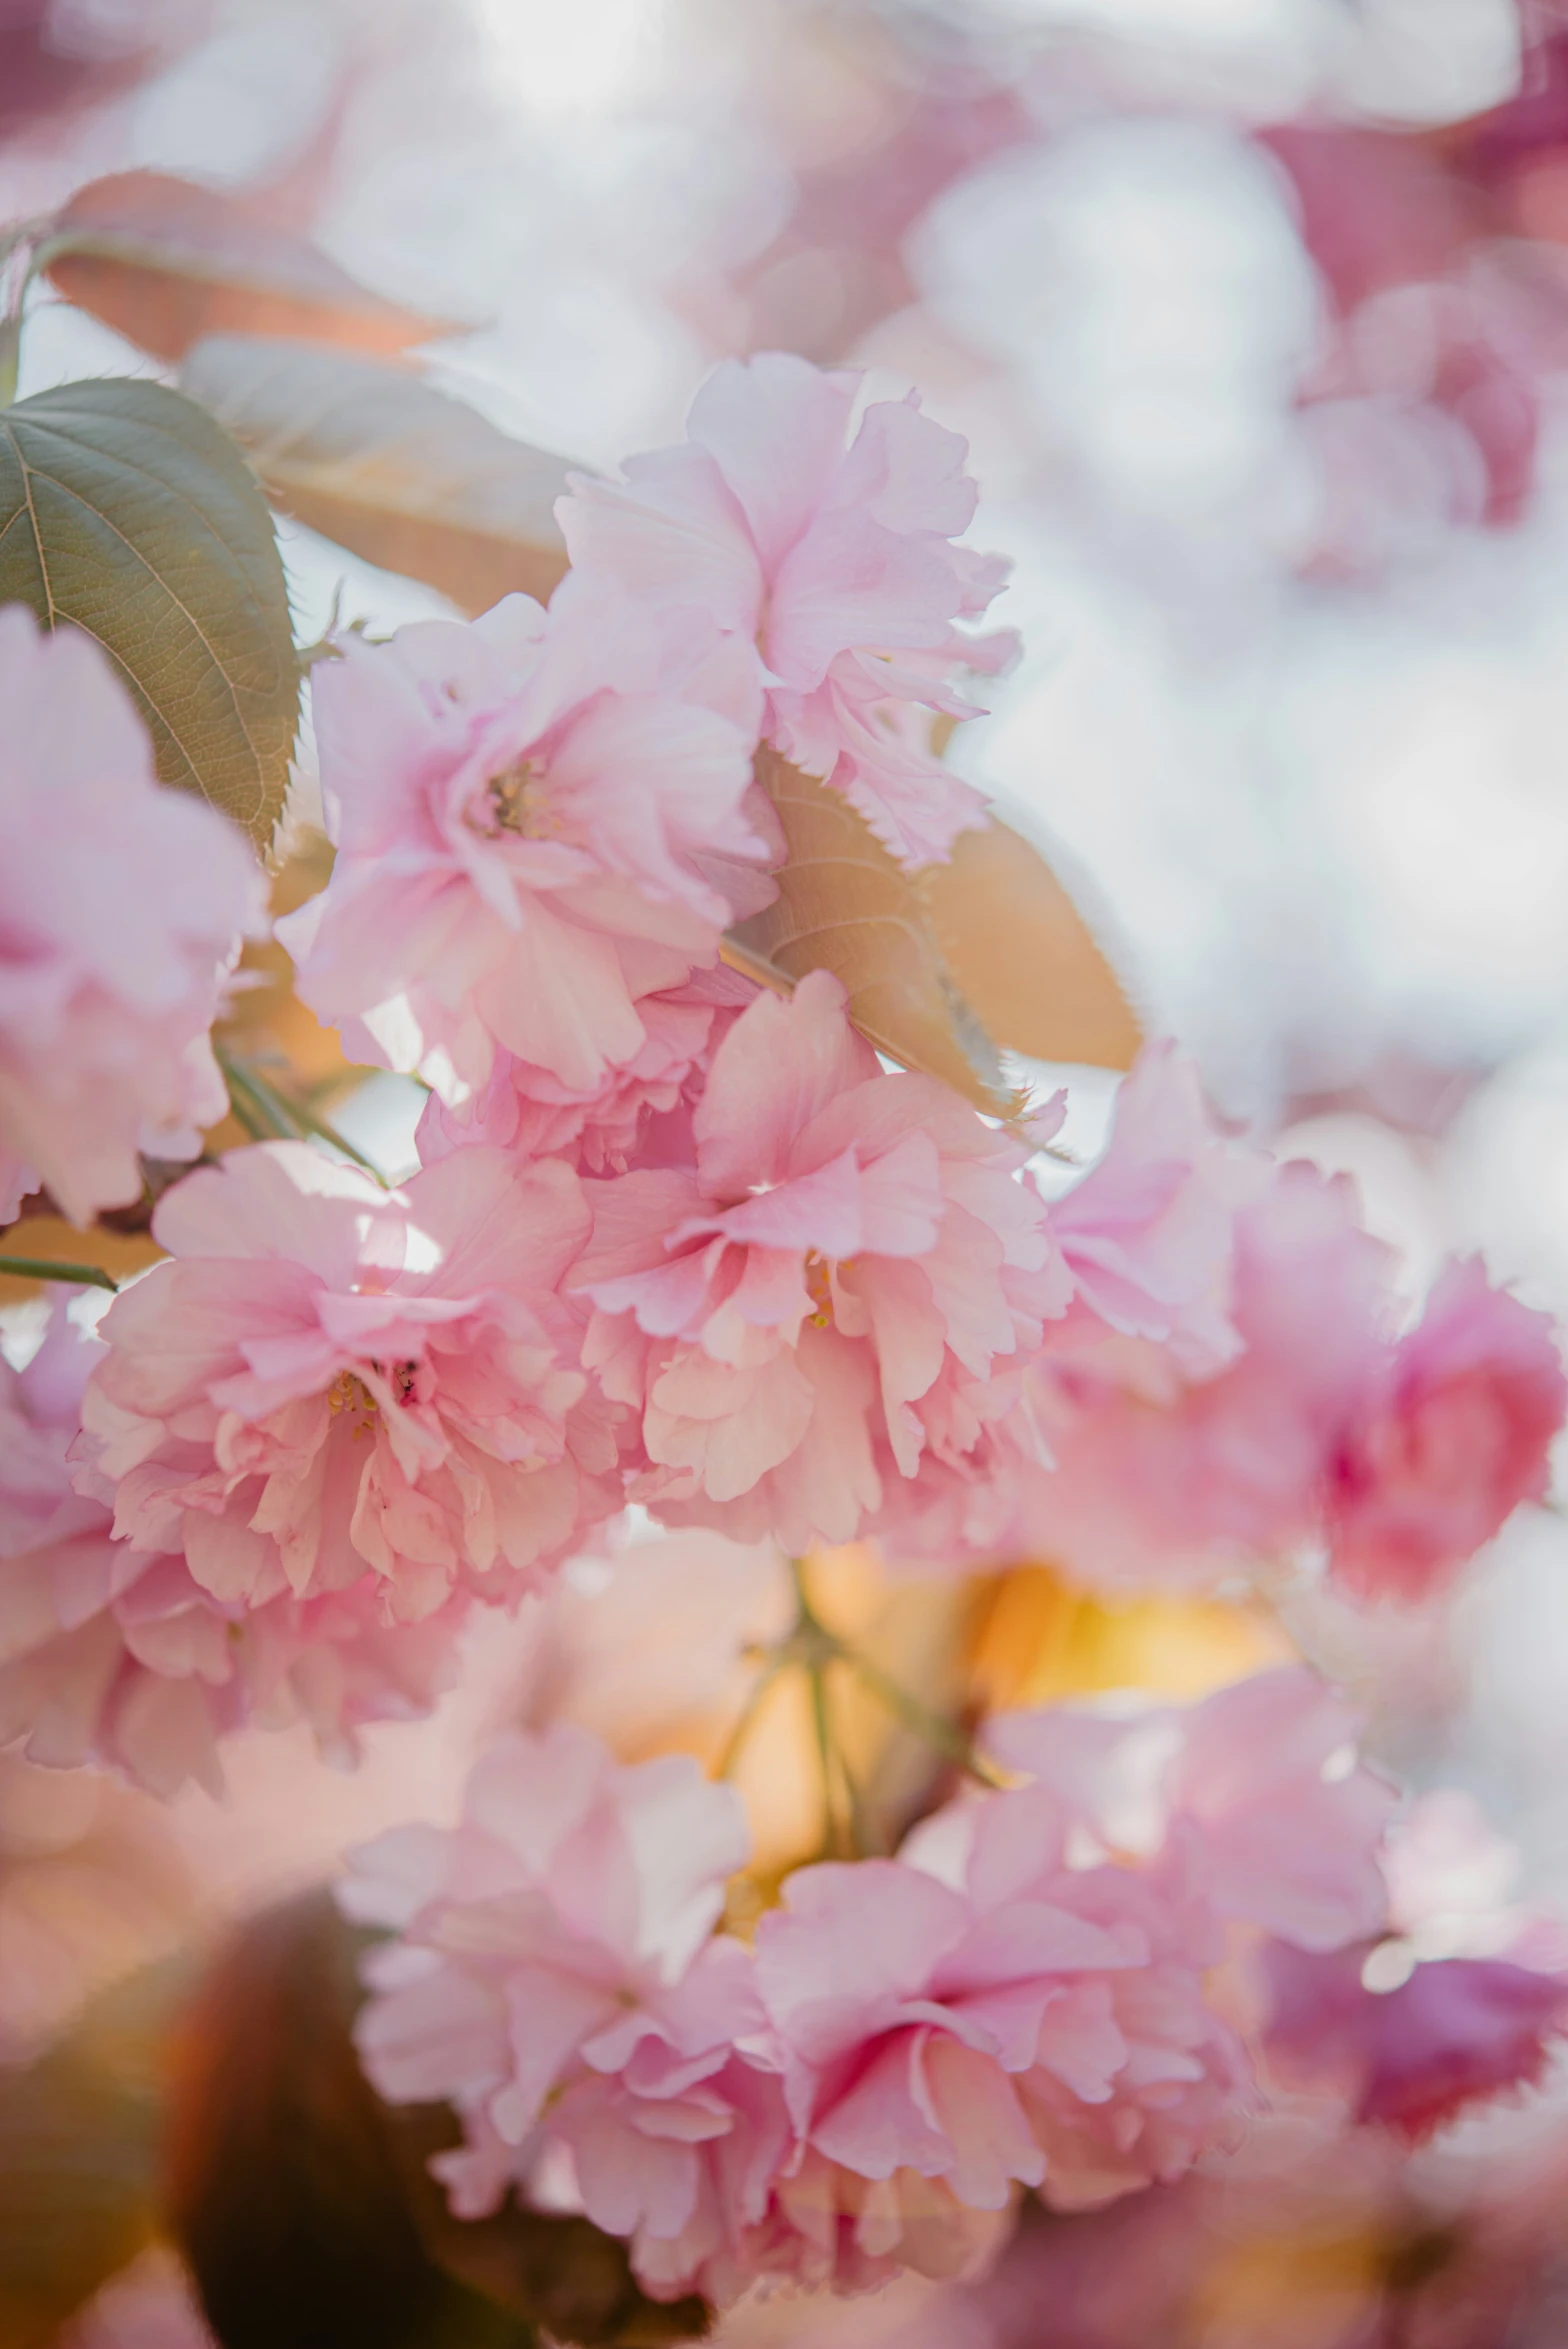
[1, 348, 1565, 2308]
[344, 1673, 1392, 2305]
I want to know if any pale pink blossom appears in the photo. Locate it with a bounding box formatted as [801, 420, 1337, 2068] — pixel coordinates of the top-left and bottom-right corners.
[987, 1667, 1396, 1956]
[276, 579, 767, 1112]
[1325, 1257, 1566, 1604]
[0, 606, 264, 1224]
[559, 351, 1015, 868]
[754, 1783, 1251, 2246]
[573, 970, 1067, 1552]
[0, 1295, 467, 1798]
[413, 964, 759, 1177]
[882, 1157, 1397, 1588]
[343, 1724, 786, 2303]
[1048, 1042, 1267, 1379]
[71, 1141, 624, 1628]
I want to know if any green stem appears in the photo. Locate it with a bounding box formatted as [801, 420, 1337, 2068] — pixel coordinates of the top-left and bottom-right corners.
[839, 1649, 1006, 1790]
[807, 1659, 846, 1859]
[0, 1254, 118, 1292]
[715, 1656, 785, 1780]
[215, 1044, 385, 1179]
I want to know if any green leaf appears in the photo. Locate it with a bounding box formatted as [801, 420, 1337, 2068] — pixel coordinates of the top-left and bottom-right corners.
[181, 335, 572, 615]
[0, 376, 299, 849]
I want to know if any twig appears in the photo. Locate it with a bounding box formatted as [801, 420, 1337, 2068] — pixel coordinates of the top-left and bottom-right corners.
[215, 1044, 385, 1180]
[0, 1254, 118, 1292]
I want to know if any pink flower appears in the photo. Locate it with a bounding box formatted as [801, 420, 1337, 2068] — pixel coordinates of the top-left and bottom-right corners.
[0, 1295, 467, 1798]
[71, 1141, 623, 1628]
[573, 970, 1067, 1552]
[1048, 1042, 1267, 1379]
[753, 1774, 1254, 2247]
[0, 607, 264, 1224]
[413, 964, 760, 1178]
[987, 1667, 1396, 1956]
[343, 1724, 785, 2303]
[889, 1157, 1397, 1589]
[1326, 1258, 1566, 1605]
[276, 579, 767, 1111]
[559, 351, 1015, 868]
[1264, 1937, 1568, 2143]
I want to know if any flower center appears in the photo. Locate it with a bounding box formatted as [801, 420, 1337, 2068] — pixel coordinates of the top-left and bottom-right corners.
[470, 759, 555, 839]
[804, 1251, 834, 1330]
[327, 1369, 377, 1436]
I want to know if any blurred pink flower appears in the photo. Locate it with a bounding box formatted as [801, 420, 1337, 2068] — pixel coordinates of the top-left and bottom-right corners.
[1265, 1937, 1568, 2144]
[559, 351, 1014, 867]
[1326, 1257, 1566, 1605]
[874, 1088, 1389, 1584]
[1048, 1042, 1267, 1379]
[277, 581, 766, 1109]
[1263, 1783, 1568, 2145]
[987, 1667, 1396, 1957]
[72, 1142, 624, 1628]
[0, 607, 264, 1225]
[574, 970, 1066, 1551]
[0, 1295, 466, 1798]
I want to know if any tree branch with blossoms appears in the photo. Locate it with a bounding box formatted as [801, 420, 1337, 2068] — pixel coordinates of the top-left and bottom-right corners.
[2, 171, 1567, 2349]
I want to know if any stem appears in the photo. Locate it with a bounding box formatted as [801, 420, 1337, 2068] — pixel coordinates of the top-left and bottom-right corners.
[0, 1254, 118, 1292]
[715, 1657, 784, 1780]
[841, 1649, 1006, 1789]
[807, 1659, 846, 1859]
[216, 1044, 385, 1179]
[0, 217, 50, 408]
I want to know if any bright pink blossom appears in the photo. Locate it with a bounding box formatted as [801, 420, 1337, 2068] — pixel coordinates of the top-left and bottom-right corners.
[1265, 1938, 1568, 2143]
[1262, 1790, 1568, 2143]
[0, 1296, 466, 1798]
[559, 350, 1015, 868]
[1325, 1257, 1566, 1604]
[574, 969, 1067, 1552]
[0, 606, 264, 1224]
[71, 1142, 623, 1628]
[277, 580, 767, 1113]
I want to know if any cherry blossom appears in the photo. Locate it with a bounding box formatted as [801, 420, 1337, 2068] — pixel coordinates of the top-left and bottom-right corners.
[1262, 1790, 1568, 2142]
[276, 579, 767, 1114]
[573, 969, 1067, 1551]
[558, 350, 1015, 867]
[0, 606, 264, 1225]
[986, 1666, 1397, 1955]
[71, 1141, 623, 1628]
[343, 1723, 784, 2302]
[414, 964, 759, 1177]
[1325, 1256, 1566, 1604]
[0, 1295, 466, 1798]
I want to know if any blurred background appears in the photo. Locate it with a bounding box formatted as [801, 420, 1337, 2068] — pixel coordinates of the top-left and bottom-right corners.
[11, 2, 1568, 2342]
